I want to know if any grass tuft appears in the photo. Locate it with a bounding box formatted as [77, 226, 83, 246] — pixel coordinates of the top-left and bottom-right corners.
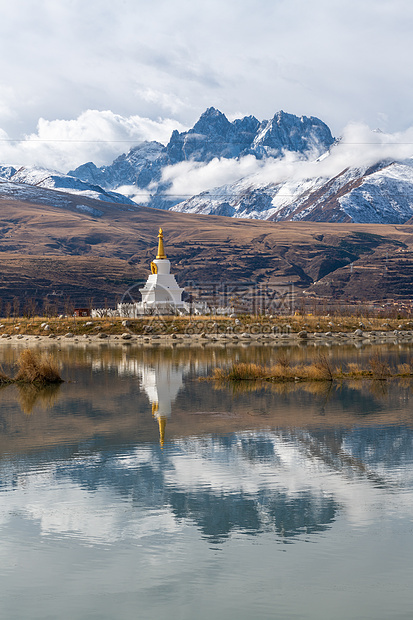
[213, 363, 266, 381]
[15, 350, 63, 384]
[397, 363, 413, 376]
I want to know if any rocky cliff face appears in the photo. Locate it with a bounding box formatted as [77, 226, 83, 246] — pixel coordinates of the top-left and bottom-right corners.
[165, 108, 334, 163]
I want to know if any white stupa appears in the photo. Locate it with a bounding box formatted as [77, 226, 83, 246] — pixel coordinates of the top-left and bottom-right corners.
[139, 228, 184, 313]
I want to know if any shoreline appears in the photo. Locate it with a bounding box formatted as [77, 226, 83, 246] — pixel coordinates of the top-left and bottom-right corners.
[0, 315, 411, 348]
[0, 329, 412, 348]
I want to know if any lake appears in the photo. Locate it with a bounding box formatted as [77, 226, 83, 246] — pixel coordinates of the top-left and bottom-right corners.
[0, 341, 412, 620]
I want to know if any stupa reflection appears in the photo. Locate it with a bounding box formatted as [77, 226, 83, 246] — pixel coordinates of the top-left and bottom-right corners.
[138, 361, 186, 447]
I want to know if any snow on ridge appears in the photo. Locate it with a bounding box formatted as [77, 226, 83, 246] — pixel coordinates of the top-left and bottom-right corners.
[169, 159, 413, 224]
[0, 165, 136, 206]
[76, 204, 103, 217]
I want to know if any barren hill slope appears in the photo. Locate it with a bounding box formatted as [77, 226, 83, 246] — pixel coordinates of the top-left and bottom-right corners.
[0, 187, 412, 309]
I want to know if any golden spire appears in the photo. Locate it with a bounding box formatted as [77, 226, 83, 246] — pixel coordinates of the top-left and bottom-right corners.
[156, 227, 167, 259]
[158, 416, 167, 448]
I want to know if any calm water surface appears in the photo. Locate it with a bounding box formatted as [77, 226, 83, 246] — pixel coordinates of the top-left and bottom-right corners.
[0, 341, 412, 620]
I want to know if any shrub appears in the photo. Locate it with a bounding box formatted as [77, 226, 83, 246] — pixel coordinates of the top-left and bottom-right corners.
[368, 354, 391, 380]
[276, 353, 290, 369]
[346, 363, 364, 377]
[15, 350, 63, 384]
[397, 363, 413, 376]
[313, 354, 334, 381]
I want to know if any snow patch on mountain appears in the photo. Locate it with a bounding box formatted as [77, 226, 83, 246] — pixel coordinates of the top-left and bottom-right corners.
[0, 179, 84, 209]
[76, 205, 103, 217]
[0, 166, 137, 206]
[337, 161, 413, 223]
[171, 159, 413, 224]
[0, 165, 17, 179]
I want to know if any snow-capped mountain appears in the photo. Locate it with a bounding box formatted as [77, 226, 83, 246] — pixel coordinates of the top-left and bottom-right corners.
[165, 108, 334, 163]
[0, 166, 136, 206]
[282, 160, 413, 223]
[68, 141, 166, 191]
[68, 107, 335, 210]
[170, 159, 413, 224]
[3, 107, 413, 224]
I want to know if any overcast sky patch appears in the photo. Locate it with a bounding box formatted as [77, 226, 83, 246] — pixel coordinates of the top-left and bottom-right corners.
[0, 0, 412, 169]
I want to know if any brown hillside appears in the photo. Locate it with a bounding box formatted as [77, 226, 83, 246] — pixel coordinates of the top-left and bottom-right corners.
[0, 191, 413, 307]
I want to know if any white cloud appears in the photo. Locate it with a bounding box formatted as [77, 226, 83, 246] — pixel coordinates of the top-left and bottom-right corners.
[160, 123, 413, 201]
[0, 0, 413, 141]
[137, 88, 190, 117]
[0, 110, 187, 172]
[116, 185, 153, 204]
[161, 155, 266, 197]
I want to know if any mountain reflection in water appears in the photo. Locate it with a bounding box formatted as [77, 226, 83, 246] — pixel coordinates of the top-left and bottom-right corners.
[0, 343, 411, 547]
[0, 343, 413, 620]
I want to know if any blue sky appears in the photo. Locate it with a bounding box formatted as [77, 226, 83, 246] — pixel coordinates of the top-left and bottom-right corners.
[0, 0, 412, 169]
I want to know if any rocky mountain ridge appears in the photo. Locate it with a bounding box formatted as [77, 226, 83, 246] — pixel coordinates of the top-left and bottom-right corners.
[2, 107, 413, 224]
[67, 108, 413, 224]
[68, 107, 335, 210]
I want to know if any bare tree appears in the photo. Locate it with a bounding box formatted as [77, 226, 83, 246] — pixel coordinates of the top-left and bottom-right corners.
[5, 301, 11, 320]
[24, 297, 37, 319]
[12, 297, 20, 320]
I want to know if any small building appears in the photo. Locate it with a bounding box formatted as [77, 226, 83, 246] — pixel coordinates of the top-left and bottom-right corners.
[74, 308, 90, 317]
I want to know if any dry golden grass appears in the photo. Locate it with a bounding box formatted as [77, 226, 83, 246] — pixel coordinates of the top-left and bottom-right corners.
[213, 362, 267, 381]
[14, 350, 63, 384]
[0, 312, 411, 337]
[213, 355, 413, 383]
[397, 363, 413, 376]
[345, 363, 364, 376]
[212, 375, 334, 396]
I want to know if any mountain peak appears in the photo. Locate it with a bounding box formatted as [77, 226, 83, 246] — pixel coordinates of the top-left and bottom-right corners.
[191, 107, 231, 136]
[201, 106, 225, 118]
[5, 107, 411, 226]
[251, 111, 334, 157]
